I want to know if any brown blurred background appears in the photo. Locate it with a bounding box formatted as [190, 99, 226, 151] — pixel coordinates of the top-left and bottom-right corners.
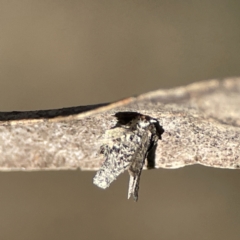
[1, 1, 240, 239]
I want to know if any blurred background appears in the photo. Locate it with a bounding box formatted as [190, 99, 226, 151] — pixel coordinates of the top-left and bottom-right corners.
[0, 1, 240, 239]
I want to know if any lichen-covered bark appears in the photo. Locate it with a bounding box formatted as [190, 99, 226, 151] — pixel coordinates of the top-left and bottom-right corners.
[0, 77, 239, 171]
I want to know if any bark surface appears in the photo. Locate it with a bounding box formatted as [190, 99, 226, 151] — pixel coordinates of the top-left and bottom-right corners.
[0, 77, 239, 171]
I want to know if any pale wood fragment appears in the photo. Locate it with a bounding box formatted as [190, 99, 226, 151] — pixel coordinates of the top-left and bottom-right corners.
[0, 77, 239, 171]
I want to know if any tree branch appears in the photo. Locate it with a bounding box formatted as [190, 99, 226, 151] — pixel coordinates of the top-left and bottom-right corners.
[0, 77, 240, 171]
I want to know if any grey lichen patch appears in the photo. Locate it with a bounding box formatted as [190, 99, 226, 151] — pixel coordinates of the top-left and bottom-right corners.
[93, 112, 164, 201]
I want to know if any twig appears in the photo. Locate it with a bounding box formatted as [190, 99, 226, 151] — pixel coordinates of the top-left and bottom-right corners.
[0, 77, 239, 171]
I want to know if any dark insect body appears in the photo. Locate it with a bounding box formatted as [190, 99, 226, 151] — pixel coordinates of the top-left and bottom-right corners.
[93, 112, 164, 201]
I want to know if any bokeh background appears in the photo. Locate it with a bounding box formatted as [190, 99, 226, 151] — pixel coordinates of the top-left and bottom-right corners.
[1, 1, 240, 239]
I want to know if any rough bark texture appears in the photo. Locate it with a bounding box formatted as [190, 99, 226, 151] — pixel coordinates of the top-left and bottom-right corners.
[0, 77, 239, 171]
